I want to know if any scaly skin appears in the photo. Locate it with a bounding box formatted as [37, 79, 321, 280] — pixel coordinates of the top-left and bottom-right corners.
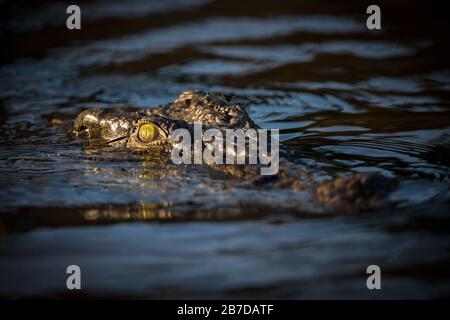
[74, 90, 397, 213]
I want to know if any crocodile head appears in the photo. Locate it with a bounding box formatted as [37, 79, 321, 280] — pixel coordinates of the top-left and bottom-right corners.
[73, 90, 257, 151]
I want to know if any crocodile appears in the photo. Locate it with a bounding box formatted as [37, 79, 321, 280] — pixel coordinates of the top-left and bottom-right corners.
[73, 90, 397, 214]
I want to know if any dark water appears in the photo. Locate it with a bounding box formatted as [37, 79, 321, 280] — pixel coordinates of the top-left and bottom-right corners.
[0, 0, 449, 298]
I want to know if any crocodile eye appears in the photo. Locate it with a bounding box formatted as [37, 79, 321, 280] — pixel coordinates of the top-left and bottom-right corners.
[138, 123, 159, 142]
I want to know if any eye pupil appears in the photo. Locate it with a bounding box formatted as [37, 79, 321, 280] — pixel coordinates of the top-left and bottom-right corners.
[138, 123, 158, 142]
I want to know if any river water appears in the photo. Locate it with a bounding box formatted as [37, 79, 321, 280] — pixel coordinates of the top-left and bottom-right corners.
[0, 0, 449, 298]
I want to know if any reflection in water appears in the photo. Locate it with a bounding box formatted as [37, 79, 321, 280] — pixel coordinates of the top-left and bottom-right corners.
[0, 0, 449, 298]
[0, 202, 283, 234]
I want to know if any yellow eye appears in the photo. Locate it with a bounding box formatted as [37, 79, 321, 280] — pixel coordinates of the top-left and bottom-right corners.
[138, 123, 158, 142]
